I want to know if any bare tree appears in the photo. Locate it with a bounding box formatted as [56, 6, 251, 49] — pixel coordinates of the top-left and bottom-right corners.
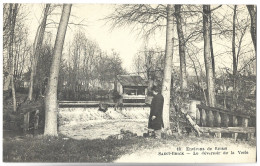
[28, 4, 50, 101]
[133, 47, 165, 90]
[105, 4, 167, 38]
[44, 4, 72, 136]
[3, 4, 19, 112]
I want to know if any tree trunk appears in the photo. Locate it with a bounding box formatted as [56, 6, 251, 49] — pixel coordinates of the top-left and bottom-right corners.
[175, 5, 188, 92]
[3, 4, 12, 91]
[232, 5, 238, 110]
[44, 4, 72, 136]
[11, 4, 18, 112]
[4, 4, 18, 111]
[232, 6, 237, 76]
[3, 4, 18, 91]
[28, 4, 50, 101]
[209, 12, 215, 79]
[203, 5, 216, 107]
[247, 5, 256, 52]
[162, 4, 174, 130]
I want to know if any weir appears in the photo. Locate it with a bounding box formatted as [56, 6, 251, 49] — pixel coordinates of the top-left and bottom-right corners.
[58, 103, 150, 126]
[57, 100, 200, 126]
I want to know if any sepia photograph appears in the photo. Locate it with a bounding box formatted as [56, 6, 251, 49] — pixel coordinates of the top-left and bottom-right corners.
[1, 0, 257, 164]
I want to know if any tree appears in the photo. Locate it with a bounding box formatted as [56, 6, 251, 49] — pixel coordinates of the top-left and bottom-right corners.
[36, 44, 53, 96]
[133, 47, 165, 90]
[209, 8, 215, 78]
[232, 5, 238, 109]
[203, 5, 216, 107]
[3, 4, 19, 112]
[161, 4, 174, 130]
[28, 4, 50, 101]
[175, 5, 188, 92]
[44, 4, 72, 136]
[232, 5, 237, 76]
[105, 4, 167, 38]
[246, 5, 256, 52]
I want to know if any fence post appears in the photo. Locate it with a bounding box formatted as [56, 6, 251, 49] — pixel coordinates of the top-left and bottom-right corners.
[242, 118, 250, 140]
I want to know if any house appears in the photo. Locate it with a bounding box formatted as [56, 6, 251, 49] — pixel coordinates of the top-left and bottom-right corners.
[116, 75, 148, 103]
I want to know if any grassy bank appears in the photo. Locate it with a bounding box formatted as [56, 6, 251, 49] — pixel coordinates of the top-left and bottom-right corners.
[3, 133, 256, 163]
[3, 135, 156, 162]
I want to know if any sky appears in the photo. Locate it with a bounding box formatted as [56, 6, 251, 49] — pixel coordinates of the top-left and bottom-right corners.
[24, 3, 166, 73]
[2, 1, 256, 76]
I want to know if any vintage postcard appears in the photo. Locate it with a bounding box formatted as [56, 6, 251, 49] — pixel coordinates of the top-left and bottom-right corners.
[1, 0, 257, 164]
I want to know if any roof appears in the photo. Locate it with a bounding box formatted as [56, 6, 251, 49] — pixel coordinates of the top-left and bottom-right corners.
[117, 75, 148, 87]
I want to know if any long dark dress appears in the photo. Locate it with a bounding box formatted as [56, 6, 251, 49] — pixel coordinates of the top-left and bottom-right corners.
[148, 93, 164, 130]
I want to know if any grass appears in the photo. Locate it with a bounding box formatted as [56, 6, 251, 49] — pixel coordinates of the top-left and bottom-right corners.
[3, 133, 256, 163]
[3, 134, 156, 162]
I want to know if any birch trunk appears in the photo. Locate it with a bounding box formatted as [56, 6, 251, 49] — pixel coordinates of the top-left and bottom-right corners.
[44, 4, 72, 136]
[162, 4, 174, 130]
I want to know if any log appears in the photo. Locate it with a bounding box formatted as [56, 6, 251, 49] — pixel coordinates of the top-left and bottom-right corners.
[180, 109, 203, 136]
[200, 127, 255, 134]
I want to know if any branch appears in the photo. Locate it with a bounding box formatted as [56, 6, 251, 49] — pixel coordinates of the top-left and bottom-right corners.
[211, 5, 222, 12]
[238, 57, 256, 73]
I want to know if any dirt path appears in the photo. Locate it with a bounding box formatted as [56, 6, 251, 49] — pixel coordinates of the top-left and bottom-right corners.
[115, 137, 256, 163]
